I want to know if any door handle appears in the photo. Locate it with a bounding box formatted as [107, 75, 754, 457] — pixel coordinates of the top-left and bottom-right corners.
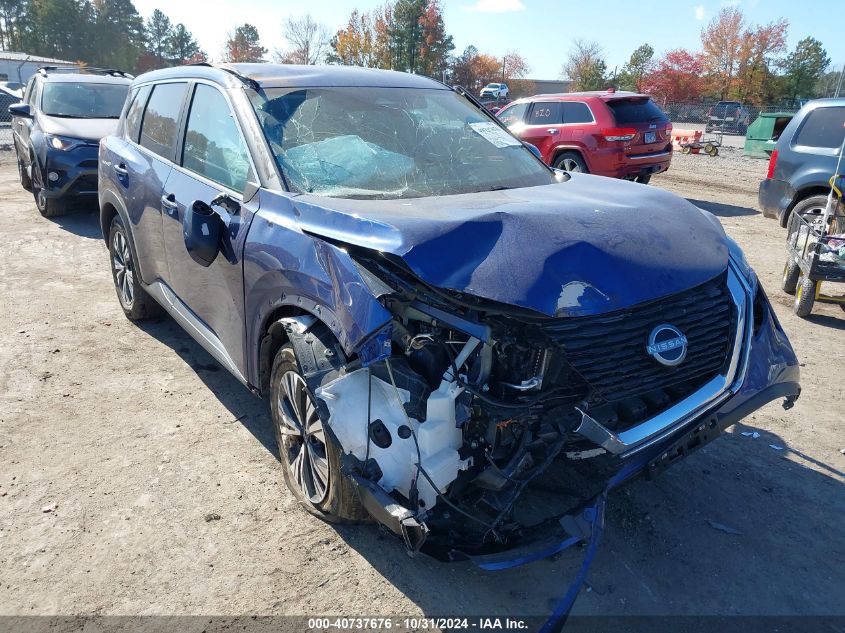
[113, 163, 128, 176]
[161, 193, 179, 214]
[547, 128, 559, 135]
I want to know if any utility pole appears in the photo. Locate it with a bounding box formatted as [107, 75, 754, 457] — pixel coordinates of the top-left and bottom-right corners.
[501, 57, 506, 83]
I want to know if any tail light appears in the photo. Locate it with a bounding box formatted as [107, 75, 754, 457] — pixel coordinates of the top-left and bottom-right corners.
[766, 149, 778, 179]
[602, 127, 636, 142]
[665, 124, 673, 138]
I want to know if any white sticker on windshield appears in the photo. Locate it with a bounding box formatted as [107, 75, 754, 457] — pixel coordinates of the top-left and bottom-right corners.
[469, 122, 522, 148]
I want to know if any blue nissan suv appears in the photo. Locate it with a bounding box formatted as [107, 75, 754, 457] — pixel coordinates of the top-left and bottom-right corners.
[99, 63, 800, 559]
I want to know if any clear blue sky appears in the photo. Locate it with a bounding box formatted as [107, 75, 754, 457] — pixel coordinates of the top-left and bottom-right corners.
[132, 0, 844, 78]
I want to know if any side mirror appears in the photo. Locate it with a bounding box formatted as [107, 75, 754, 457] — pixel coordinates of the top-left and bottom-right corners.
[183, 200, 222, 267]
[524, 142, 542, 160]
[210, 192, 241, 215]
[9, 103, 32, 119]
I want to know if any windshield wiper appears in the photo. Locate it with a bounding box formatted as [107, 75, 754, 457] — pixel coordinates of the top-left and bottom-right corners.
[46, 113, 86, 119]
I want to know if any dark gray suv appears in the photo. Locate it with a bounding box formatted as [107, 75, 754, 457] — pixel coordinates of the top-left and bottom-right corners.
[759, 98, 845, 227]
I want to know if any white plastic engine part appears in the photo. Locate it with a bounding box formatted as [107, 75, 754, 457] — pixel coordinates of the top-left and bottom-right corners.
[316, 368, 471, 510]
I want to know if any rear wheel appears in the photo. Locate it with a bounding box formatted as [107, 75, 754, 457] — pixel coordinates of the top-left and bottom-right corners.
[553, 152, 588, 174]
[271, 344, 367, 523]
[781, 257, 800, 295]
[794, 275, 817, 318]
[785, 194, 836, 230]
[108, 215, 161, 320]
[31, 164, 66, 217]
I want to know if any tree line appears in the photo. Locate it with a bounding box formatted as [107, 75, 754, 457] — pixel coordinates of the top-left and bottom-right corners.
[565, 7, 836, 105]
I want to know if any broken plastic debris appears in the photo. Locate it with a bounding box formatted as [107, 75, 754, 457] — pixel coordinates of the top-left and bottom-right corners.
[769, 444, 785, 451]
[707, 520, 742, 535]
[740, 431, 761, 438]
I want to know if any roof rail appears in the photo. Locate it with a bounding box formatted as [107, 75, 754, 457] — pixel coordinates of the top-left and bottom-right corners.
[37, 66, 134, 79]
[188, 62, 260, 91]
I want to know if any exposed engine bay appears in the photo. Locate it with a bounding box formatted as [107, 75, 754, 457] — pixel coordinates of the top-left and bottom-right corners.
[284, 247, 740, 558]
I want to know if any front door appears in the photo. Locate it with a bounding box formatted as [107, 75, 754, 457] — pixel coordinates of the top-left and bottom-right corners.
[161, 82, 256, 373]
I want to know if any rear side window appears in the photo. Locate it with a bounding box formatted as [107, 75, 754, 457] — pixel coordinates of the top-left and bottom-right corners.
[25, 78, 37, 106]
[528, 102, 562, 125]
[182, 84, 251, 193]
[795, 107, 845, 149]
[607, 98, 667, 124]
[561, 102, 593, 124]
[140, 82, 187, 159]
[498, 102, 528, 126]
[125, 84, 151, 142]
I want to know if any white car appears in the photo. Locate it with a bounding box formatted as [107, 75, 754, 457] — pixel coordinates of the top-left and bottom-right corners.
[480, 83, 509, 99]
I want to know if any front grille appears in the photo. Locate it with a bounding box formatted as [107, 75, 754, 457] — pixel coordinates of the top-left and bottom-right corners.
[542, 272, 735, 408]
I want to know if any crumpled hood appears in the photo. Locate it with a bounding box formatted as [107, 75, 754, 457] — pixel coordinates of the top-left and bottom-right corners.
[38, 114, 118, 142]
[292, 174, 729, 317]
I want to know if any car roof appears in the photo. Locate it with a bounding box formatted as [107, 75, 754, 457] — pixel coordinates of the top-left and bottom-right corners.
[518, 90, 649, 102]
[41, 73, 131, 85]
[133, 63, 449, 91]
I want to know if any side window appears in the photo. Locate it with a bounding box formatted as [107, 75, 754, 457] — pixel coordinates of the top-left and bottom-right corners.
[140, 82, 187, 159]
[182, 84, 250, 193]
[124, 84, 151, 142]
[528, 102, 562, 125]
[562, 102, 593, 124]
[498, 102, 528, 126]
[794, 107, 845, 149]
[25, 78, 37, 106]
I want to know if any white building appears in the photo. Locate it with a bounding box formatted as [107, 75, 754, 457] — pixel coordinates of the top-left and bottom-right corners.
[0, 51, 76, 86]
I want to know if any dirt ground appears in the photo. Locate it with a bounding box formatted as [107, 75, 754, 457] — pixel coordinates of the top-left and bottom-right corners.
[1, 148, 843, 625]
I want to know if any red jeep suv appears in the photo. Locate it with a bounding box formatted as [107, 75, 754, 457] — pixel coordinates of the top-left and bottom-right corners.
[497, 90, 673, 183]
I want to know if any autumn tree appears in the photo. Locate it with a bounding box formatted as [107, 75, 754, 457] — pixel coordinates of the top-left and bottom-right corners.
[275, 14, 331, 65]
[224, 23, 266, 63]
[561, 39, 607, 91]
[329, 4, 393, 69]
[781, 37, 830, 101]
[700, 6, 745, 99]
[144, 8, 172, 69]
[735, 18, 788, 103]
[418, 0, 452, 78]
[617, 44, 654, 92]
[642, 49, 707, 103]
[449, 45, 500, 93]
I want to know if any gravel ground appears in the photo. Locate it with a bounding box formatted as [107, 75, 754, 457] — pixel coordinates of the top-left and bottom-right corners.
[0, 148, 843, 627]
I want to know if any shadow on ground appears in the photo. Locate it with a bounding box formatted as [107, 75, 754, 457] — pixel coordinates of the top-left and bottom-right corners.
[689, 198, 759, 218]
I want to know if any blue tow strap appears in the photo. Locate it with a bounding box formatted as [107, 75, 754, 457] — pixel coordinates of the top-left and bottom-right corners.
[469, 457, 649, 633]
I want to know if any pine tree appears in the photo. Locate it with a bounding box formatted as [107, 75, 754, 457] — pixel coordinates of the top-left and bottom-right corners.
[145, 8, 172, 69]
[167, 23, 203, 65]
[223, 24, 266, 63]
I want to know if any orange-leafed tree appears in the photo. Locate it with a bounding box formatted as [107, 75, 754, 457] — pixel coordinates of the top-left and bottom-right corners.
[643, 49, 707, 103]
[700, 7, 745, 99]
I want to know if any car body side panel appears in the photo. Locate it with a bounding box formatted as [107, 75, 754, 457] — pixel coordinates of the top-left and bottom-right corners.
[243, 189, 393, 385]
[100, 135, 171, 284]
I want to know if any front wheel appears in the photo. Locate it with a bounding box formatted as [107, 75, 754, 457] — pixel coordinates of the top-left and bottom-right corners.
[553, 152, 588, 174]
[271, 344, 367, 522]
[31, 165, 66, 217]
[794, 276, 817, 318]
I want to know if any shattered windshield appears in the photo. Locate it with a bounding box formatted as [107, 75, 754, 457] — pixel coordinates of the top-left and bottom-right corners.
[250, 87, 554, 199]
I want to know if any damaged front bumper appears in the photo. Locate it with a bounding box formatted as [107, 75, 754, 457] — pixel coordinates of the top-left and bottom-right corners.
[307, 256, 799, 560]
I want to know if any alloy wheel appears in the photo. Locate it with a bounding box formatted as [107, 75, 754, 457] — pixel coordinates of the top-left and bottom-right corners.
[276, 370, 330, 504]
[560, 158, 583, 173]
[112, 230, 135, 308]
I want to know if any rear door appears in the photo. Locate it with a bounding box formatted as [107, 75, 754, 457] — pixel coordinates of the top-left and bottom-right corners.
[521, 101, 564, 161]
[160, 82, 256, 372]
[107, 81, 189, 284]
[605, 97, 672, 157]
[13, 77, 37, 158]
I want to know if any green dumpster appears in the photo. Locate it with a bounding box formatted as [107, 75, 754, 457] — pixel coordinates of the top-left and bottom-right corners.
[744, 112, 795, 158]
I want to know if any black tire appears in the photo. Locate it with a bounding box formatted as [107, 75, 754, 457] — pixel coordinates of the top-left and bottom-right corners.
[784, 194, 835, 229]
[553, 151, 588, 174]
[635, 174, 652, 185]
[31, 163, 66, 217]
[18, 156, 32, 192]
[271, 344, 367, 523]
[794, 275, 817, 318]
[781, 257, 800, 295]
[108, 215, 161, 320]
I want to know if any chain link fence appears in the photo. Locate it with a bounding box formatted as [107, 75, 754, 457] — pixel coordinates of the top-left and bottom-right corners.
[661, 101, 800, 125]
